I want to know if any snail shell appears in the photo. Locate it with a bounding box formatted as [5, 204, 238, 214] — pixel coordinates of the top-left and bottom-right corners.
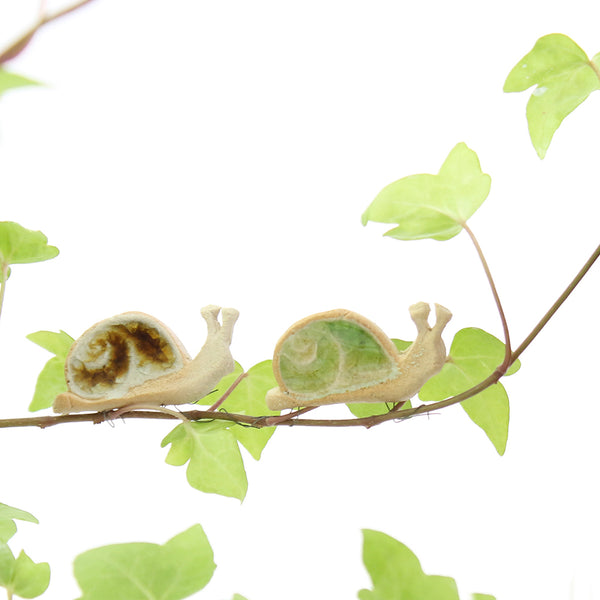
[266, 302, 451, 410]
[53, 305, 239, 414]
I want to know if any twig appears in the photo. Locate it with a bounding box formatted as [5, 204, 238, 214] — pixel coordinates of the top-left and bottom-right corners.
[0, 0, 97, 65]
[207, 372, 248, 412]
[0, 241, 598, 431]
[511, 241, 600, 364]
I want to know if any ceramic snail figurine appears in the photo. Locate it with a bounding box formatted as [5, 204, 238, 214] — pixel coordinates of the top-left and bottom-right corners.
[52, 305, 239, 414]
[265, 302, 452, 410]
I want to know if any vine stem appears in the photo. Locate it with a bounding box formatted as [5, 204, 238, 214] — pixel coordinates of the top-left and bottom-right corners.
[462, 222, 512, 372]
[1, 242, 597, 431]
[589, 58, 600, 82]
[0, 263, 8, 324]
[207, 372, 248, 412]
[0, 0, 97, 65]
[511, 241, 600, 364]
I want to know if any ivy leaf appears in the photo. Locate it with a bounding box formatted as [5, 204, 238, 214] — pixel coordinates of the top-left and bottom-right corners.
[198, 361, 244, 407]
[9, 551, 50, 599]
[74, 525, 215, 600]
[26, 330, 73, 356]
[504, 34, 600, 158]
[359, 529, 460, 600]
[162, 422, 248, 501]
[0, 70, 41, 96]
[347, 340, 412, 418]
[0, 222, 59, 267]
[0, 543, 49, 599]
[0, 503, 38, 543]
[27, 330, 74, 411]
[361, 143, 491, 241]
[216, 361, 280, 460]
[0, 542, 14, 587]
[419, 328, 520, 455]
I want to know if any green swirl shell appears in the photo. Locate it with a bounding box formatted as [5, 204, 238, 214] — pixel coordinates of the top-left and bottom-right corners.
[277, 317, 399, 399]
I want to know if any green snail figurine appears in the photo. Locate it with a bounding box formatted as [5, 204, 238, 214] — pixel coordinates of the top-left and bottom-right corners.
[266, 302, 451, 410]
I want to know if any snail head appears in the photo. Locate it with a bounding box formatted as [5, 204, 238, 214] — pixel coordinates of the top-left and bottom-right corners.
[408, 301, 452, 346]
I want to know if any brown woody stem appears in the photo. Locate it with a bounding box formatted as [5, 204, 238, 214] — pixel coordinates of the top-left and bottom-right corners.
[2, 242, 597, 431]
[0, 0, 96, 65]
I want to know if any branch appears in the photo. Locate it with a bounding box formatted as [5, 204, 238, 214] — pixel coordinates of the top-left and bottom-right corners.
[0, 0, 97, 65]
[511, 240, 600, 364]
[1, 242, 598, 432]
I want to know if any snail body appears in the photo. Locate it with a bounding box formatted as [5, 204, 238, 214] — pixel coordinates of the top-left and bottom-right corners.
[53, 305, 239, 414]
[266, 302, 451, 410]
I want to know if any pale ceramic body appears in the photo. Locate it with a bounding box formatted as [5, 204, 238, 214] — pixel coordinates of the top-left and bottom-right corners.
[266, 302, 451, 410]
[53, 305, 239, 414]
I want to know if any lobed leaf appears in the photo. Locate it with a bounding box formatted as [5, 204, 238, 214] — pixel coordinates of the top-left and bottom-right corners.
[0, 542, 14, 587]
[504, 34, 600, 158]
[347, 339, 412, 417]
[27, 330, 73, 356]
[74, 525, 215, 600]
[215, 361, 280, 460]
[0, 70, 41, 96]
[359, 530, 461, 600]
[0, 222, 59, 267]
[9, 551, 50, 599]
[27, 330, 74, 412]
[419, 328, 520, 455]
[0, 503, 38, 544]
[361, 143, 491, 241]
[0, 543, 49, 599]
[162, 422, 248, 501]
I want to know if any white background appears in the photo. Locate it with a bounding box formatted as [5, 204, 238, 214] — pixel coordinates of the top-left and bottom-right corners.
[1, 1, 600, 599]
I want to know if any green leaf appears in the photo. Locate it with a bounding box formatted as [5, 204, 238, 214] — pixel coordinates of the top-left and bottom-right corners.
[162, 422, 248, 501]
[419, 328, 520, 455]
[359, 529, 460, 600]
[216, 361, 279, 460]
[0, 523, 15, 544]
[27, 330, 74, 356]
[0, 69, 41, 96]
[0, 503, 38, 543]
[27, 331, 74, 411]
[361, 143, 491, 241]
[74, 525, 215, 600]
[0, 542, 14, 587]
[9, 551, 50, 599]
[28, 356, 68, 411]
[346, 401, 407, 419]
[504, 34, 600, 158]
[347, 339, 412, 417]
[0, 543, 49, 599]
[0, 222, 59, 268]
[472, 595, 496, 600]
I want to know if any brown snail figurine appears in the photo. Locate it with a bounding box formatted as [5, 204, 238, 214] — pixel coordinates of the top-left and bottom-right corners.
[52, 305, 239, 414]
[265, 302, 451, 410]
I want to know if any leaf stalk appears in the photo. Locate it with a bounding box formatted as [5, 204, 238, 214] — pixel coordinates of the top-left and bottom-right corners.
[0, 263, 8, 324]
[462, 223, 512, 372]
